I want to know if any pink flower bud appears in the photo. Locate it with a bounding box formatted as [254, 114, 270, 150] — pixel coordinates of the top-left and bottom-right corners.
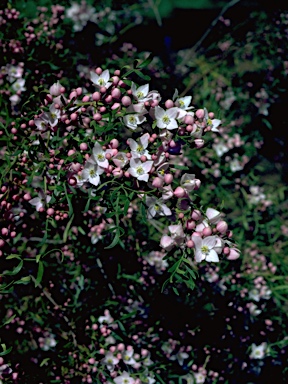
[100, 86, 107, 93]
[105, 95, 112, 103]
[165, 99, 174, 108]
[184, 115, 194, 125]
[92, 92, 101, 101]
[191, 210, 202, 221]
[196, 109, 205, 119]
[111, 88, 121, 99]
[82, 95, 90, 102]
[23, 193, 31, 201]
[111, 102, 121, 111]
[80, 143, 88, 151]
[164, 173, 173, 184]
[70, 113, 77, 121]
[121, 96, 131, 106]
[47, 208, 54, 216]
[216, 220, 228, 234]
[227, 248, 240, 260]
[202, 227, 212, 236]
[186, 220, 196, 230]
[69, 91, 77, 99]
[67, 149, 75, 156]
[110, 139, 119, 149]
[93, 113, 102, 121]
[208, 112, 214, 118]
[152, 177, 164, 188]
[194, 139, 205, 148]
[186, 240, 194, 248]
[174, 186, 186, 198]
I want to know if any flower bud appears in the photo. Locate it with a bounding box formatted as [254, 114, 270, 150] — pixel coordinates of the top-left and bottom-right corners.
[152, 177, 164, 188]
[216, 220, 228, 234]
[174, 187, 186, 198]
[227, 248, 240, 260]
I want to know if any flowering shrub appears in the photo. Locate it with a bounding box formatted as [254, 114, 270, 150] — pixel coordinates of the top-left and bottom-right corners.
[0, 1, 288, 383]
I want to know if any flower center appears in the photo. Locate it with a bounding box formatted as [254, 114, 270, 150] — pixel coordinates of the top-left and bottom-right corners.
[98, 78, 105, 86]
[201, 245, 209, 254]
[89, 169, 96, 177]
[179, 100, 185, 108]
[97, 154, 105, 161]
[128, 116, 136, 123]
[162, 115, 170, 124]
[136, 166, 144, 175]
[136, 145, 144, 153]
[137, 91, 144, 99]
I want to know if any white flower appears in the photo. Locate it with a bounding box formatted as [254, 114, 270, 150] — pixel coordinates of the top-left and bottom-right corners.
[122, 348, 136, 365]
[128, 158, 153, 182]
[206, 207, 222, 224]
[192, 235, 220, 263]
[249, 342, 267, 359]
[131, 82, 150, 102]
[112, 152, 128, 168]
[175, 95, 193, 110]
[146, 196, 171, 219]
[11, 78, 26, 92]
[82, 162, 104, 186]
[170, 351, 189, 366]
[98, 310, 113, 324]
[213, 141, 229, 157]
[248, 303, 262, 316]
[47, 104, 61, 127]
[180, 173, 201, 192]
[123, 113, 146, 130]
[114, 371, 135, 384]
[90, 69, 111, 89]
[127, 133, 151, 159]
[29, 192, 51, 211]
[91, 142, 109, 169]
[102, 352, 119, 371]
[155, 106, 178, 130]
[230, 158, 243, 172]
[194, 372, 206, 384]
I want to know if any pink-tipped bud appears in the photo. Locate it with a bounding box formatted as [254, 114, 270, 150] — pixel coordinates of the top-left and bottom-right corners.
[208, 112, 214, 118]
[216, 220, 228, 234]
[23, 193, 31, 201]
[95, 67, 102, 75]
[68, 177, 77, 186]
[196, 109, 205, 119]
[165, 99, 174, 109]
[121, 96, 131, 106]
[112, 168, 123, 178]
[152, 177, 164, 188]
[140, 155, 147, 162]
[202, 227, 212, 236]
[47, 208, 54, 216]
[80, 143, 88, 151]
[105, 95, 112, 103]
[2, 228, 9, 236]
[111, 102, 121, 111]
[70, 113, 78, 121]
[105, 153, 112, 160]
[194, 139, 204, 148]
[67, 149, 75, 157]
[150, 100, 159, 107]
[223, 247, 230, 255]
[186, 124, 193, 132]
[110, 139, 119, 149]
[169, 140, 177, 148]
[69, 91, 77, 99]
[164, 173, 173, 184]
[186, 220, 196, 230]
[184, 115, 194, 125]
[186, 240, 194, 248]
[227, 248, 240, 260]
[76, 87, 82, 96]
[100, 86, 107, 93]
[82, 95, 90, 102]
[191, 210, 202, 221]
[93, 113, 102, 121]
[111, 88, 121, 99]
[92, 92, 101, 101]
[174, 186, 186, 198]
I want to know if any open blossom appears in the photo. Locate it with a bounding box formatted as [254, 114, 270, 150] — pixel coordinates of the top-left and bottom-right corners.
[128, 158, 153, 182]
[160, 224, 185, 251]
[82, 162, 104, 186]
[127, 133, 151, 159]
[131, 82, 150, 102]
[123, 112, 146, 130]
[192, 235, 221, 262]
[29, 192, 51, 211]
[155, 106, 178, 130]
[249, 342, 267, 359]
[122, 348, 136, 365]
[114, 371, 135, 384]
[102, 352, 119, 371]
[90, 142, 109, 169]
[11, 78, 26, 92]
[180, 173, 201, 193]
[90, 69, 111, 89]
[112, 152, 128, 168]
[146, 196, 171, 219]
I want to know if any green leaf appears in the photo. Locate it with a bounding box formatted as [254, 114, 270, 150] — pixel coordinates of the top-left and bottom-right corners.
[63, 214, 74, 243]
[35, 261, 44, 287]
[104, 231, 120, 249]
[0, 344, 12, 357]
[3, 260, 23, 276]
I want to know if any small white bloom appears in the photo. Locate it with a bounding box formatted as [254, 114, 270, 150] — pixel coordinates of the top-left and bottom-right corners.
[146, 196, 171, 219]
[192, 235, 220, 263]
[128, 158, 153, 182]
[114, 371, 135, 384]
[122, 348, 136, 365]
[11, 78, 26, 92]
[131, 82, 150, 102]
[90, 69, 111, 89]
[127, 133, 151, 159]
[155, 106, 178, 130]
[213, 141, 229, 157]
[249, 342, 267, 359]
[29, 192, 51, 211]
[112, 152, 128, 168]
[91, 142, 109, 169]
[82, 162, 104, 186]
